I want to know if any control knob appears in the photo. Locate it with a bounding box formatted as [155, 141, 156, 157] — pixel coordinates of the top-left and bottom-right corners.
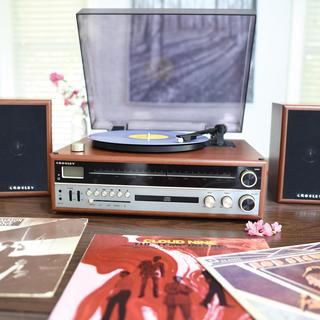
[239, 195, 256, 212]
[221, 196, 233, 208]
[240, 170, 258, 188]
[94, 190, 100, 197]
[204, 195, 216, 208]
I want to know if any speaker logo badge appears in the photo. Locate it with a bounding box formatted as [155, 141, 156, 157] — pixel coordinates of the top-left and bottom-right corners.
[296, 193, 320, 199]
[9, 185, 35, 191]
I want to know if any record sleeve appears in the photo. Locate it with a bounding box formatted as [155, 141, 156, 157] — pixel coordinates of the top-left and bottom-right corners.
[198, 242, 320, 320]
[0, 217, 87, 297]
[49, 234, 268, 320]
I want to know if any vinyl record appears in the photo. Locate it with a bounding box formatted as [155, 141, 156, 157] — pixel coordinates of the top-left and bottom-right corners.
[90, 130, 209, 153]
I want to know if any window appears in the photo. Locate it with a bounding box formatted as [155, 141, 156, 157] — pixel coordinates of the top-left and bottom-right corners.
[300, 0, 320, 103]
[10, 0, 87, 149]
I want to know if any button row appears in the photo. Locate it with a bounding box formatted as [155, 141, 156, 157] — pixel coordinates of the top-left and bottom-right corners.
[86, 189, 131, 198]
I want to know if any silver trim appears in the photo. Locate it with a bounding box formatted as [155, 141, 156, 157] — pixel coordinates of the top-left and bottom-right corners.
[55, 182, 259, 193]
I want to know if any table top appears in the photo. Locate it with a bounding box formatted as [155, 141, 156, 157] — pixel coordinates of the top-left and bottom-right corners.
[0, 196, 320, 320]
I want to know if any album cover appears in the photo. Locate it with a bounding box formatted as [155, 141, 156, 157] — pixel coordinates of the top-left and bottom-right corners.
[49, 234, 268, 320]
[199, 242, 320, 320]
[0, 217, 87, 297]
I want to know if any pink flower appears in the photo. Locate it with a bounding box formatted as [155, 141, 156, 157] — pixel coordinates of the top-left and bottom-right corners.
[80, 100, 88, 110]
[262, 223, 273, 236]
[271, 222, 282, 233]
[70, 89, 79, 98]
[49, 72, 88, 117]
[245, 219, 282, 237]
[245, 221, 263, 236]
[64, 98, 71, 106]
[256, 219, 264, 232]
[50, 72, 64, 86]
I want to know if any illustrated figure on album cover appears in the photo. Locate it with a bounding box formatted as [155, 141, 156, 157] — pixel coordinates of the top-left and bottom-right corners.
[103, 270, 133, 320]
[138, 255, 165, 298]
[164, 275, 193, 320]
[0, 240, 27, 282]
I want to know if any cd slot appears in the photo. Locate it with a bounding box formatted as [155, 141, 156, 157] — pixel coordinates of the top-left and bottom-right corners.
[135, 195, 199, 203]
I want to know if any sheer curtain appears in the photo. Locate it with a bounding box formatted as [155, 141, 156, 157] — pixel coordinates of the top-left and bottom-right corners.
[1, 0, 87, 150]
[131, 0, 255, 9]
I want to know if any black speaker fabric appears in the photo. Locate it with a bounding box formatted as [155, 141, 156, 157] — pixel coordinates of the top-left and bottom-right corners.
[0, 100, 51, 196]
[283, 110, 320, 200]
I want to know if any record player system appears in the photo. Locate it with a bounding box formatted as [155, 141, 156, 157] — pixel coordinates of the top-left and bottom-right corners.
[50, 8, 268, 219]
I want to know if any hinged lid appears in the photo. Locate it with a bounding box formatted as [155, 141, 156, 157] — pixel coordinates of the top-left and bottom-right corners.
[77, 8, 256, 133]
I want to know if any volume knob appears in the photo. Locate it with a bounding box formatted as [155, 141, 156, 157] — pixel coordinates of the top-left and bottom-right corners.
[204, 195, 216, 208]
[239, 195, 256, 212]
[240, 170, 258, 188]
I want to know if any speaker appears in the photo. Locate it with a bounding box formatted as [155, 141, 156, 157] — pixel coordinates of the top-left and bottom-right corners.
[0, 99, 52, 196]
[269, 103, 320, 203]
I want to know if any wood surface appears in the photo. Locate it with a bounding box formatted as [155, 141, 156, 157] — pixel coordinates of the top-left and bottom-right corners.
[52, 138, 266, 164]
[0, 196, 319, 319]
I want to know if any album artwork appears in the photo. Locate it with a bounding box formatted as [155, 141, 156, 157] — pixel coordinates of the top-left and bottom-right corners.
[49, 234, 268, 320]
[0, 217, 87, 297]
[199, 242, 320, 320]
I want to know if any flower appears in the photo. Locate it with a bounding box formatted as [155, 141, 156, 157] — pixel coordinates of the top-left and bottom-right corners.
[50, 72, 64, 86]
[245, 219, 282, 237]
[49, 72, 88, 117]
[271, 222, 282, 233]
[262, 223, 273, 236]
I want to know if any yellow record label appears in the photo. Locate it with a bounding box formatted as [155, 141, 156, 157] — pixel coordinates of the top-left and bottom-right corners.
[129, 133, 169, 140]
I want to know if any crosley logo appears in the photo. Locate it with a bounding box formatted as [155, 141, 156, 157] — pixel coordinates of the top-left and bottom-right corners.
[9, 185, 35, 191]
[297, 193, 320, 199]
[56, 161, 75, 165]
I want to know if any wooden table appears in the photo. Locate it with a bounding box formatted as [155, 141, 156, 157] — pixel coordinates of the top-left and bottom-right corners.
[0, 196, 319, 320]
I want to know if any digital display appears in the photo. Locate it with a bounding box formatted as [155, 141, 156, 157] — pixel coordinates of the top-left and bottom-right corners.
[62, 166, 84, 179]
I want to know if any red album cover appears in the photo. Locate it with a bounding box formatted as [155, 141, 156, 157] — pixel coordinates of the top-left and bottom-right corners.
[50, 234, 268, 320]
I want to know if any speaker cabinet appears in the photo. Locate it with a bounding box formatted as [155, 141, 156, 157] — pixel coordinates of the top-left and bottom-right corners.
[270, 104, 320, 203]
[0, 99, 52, 196]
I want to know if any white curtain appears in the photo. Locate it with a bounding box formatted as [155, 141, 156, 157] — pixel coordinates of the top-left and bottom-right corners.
[132, 0, 255, 9]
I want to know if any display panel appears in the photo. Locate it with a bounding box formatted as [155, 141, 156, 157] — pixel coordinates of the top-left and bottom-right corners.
[62, 166, 84, 179]
[77, 9, 256, 132]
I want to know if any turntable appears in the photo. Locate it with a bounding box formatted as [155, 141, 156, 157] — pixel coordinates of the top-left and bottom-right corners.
[50, 8, 267, 219]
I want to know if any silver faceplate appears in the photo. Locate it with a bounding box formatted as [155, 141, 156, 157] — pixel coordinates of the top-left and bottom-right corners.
[55, 183, 260, 216]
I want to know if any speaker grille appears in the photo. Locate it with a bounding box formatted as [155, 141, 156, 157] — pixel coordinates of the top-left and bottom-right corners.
[0, 104, 48, 193]
[283, 109, 320, 199]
